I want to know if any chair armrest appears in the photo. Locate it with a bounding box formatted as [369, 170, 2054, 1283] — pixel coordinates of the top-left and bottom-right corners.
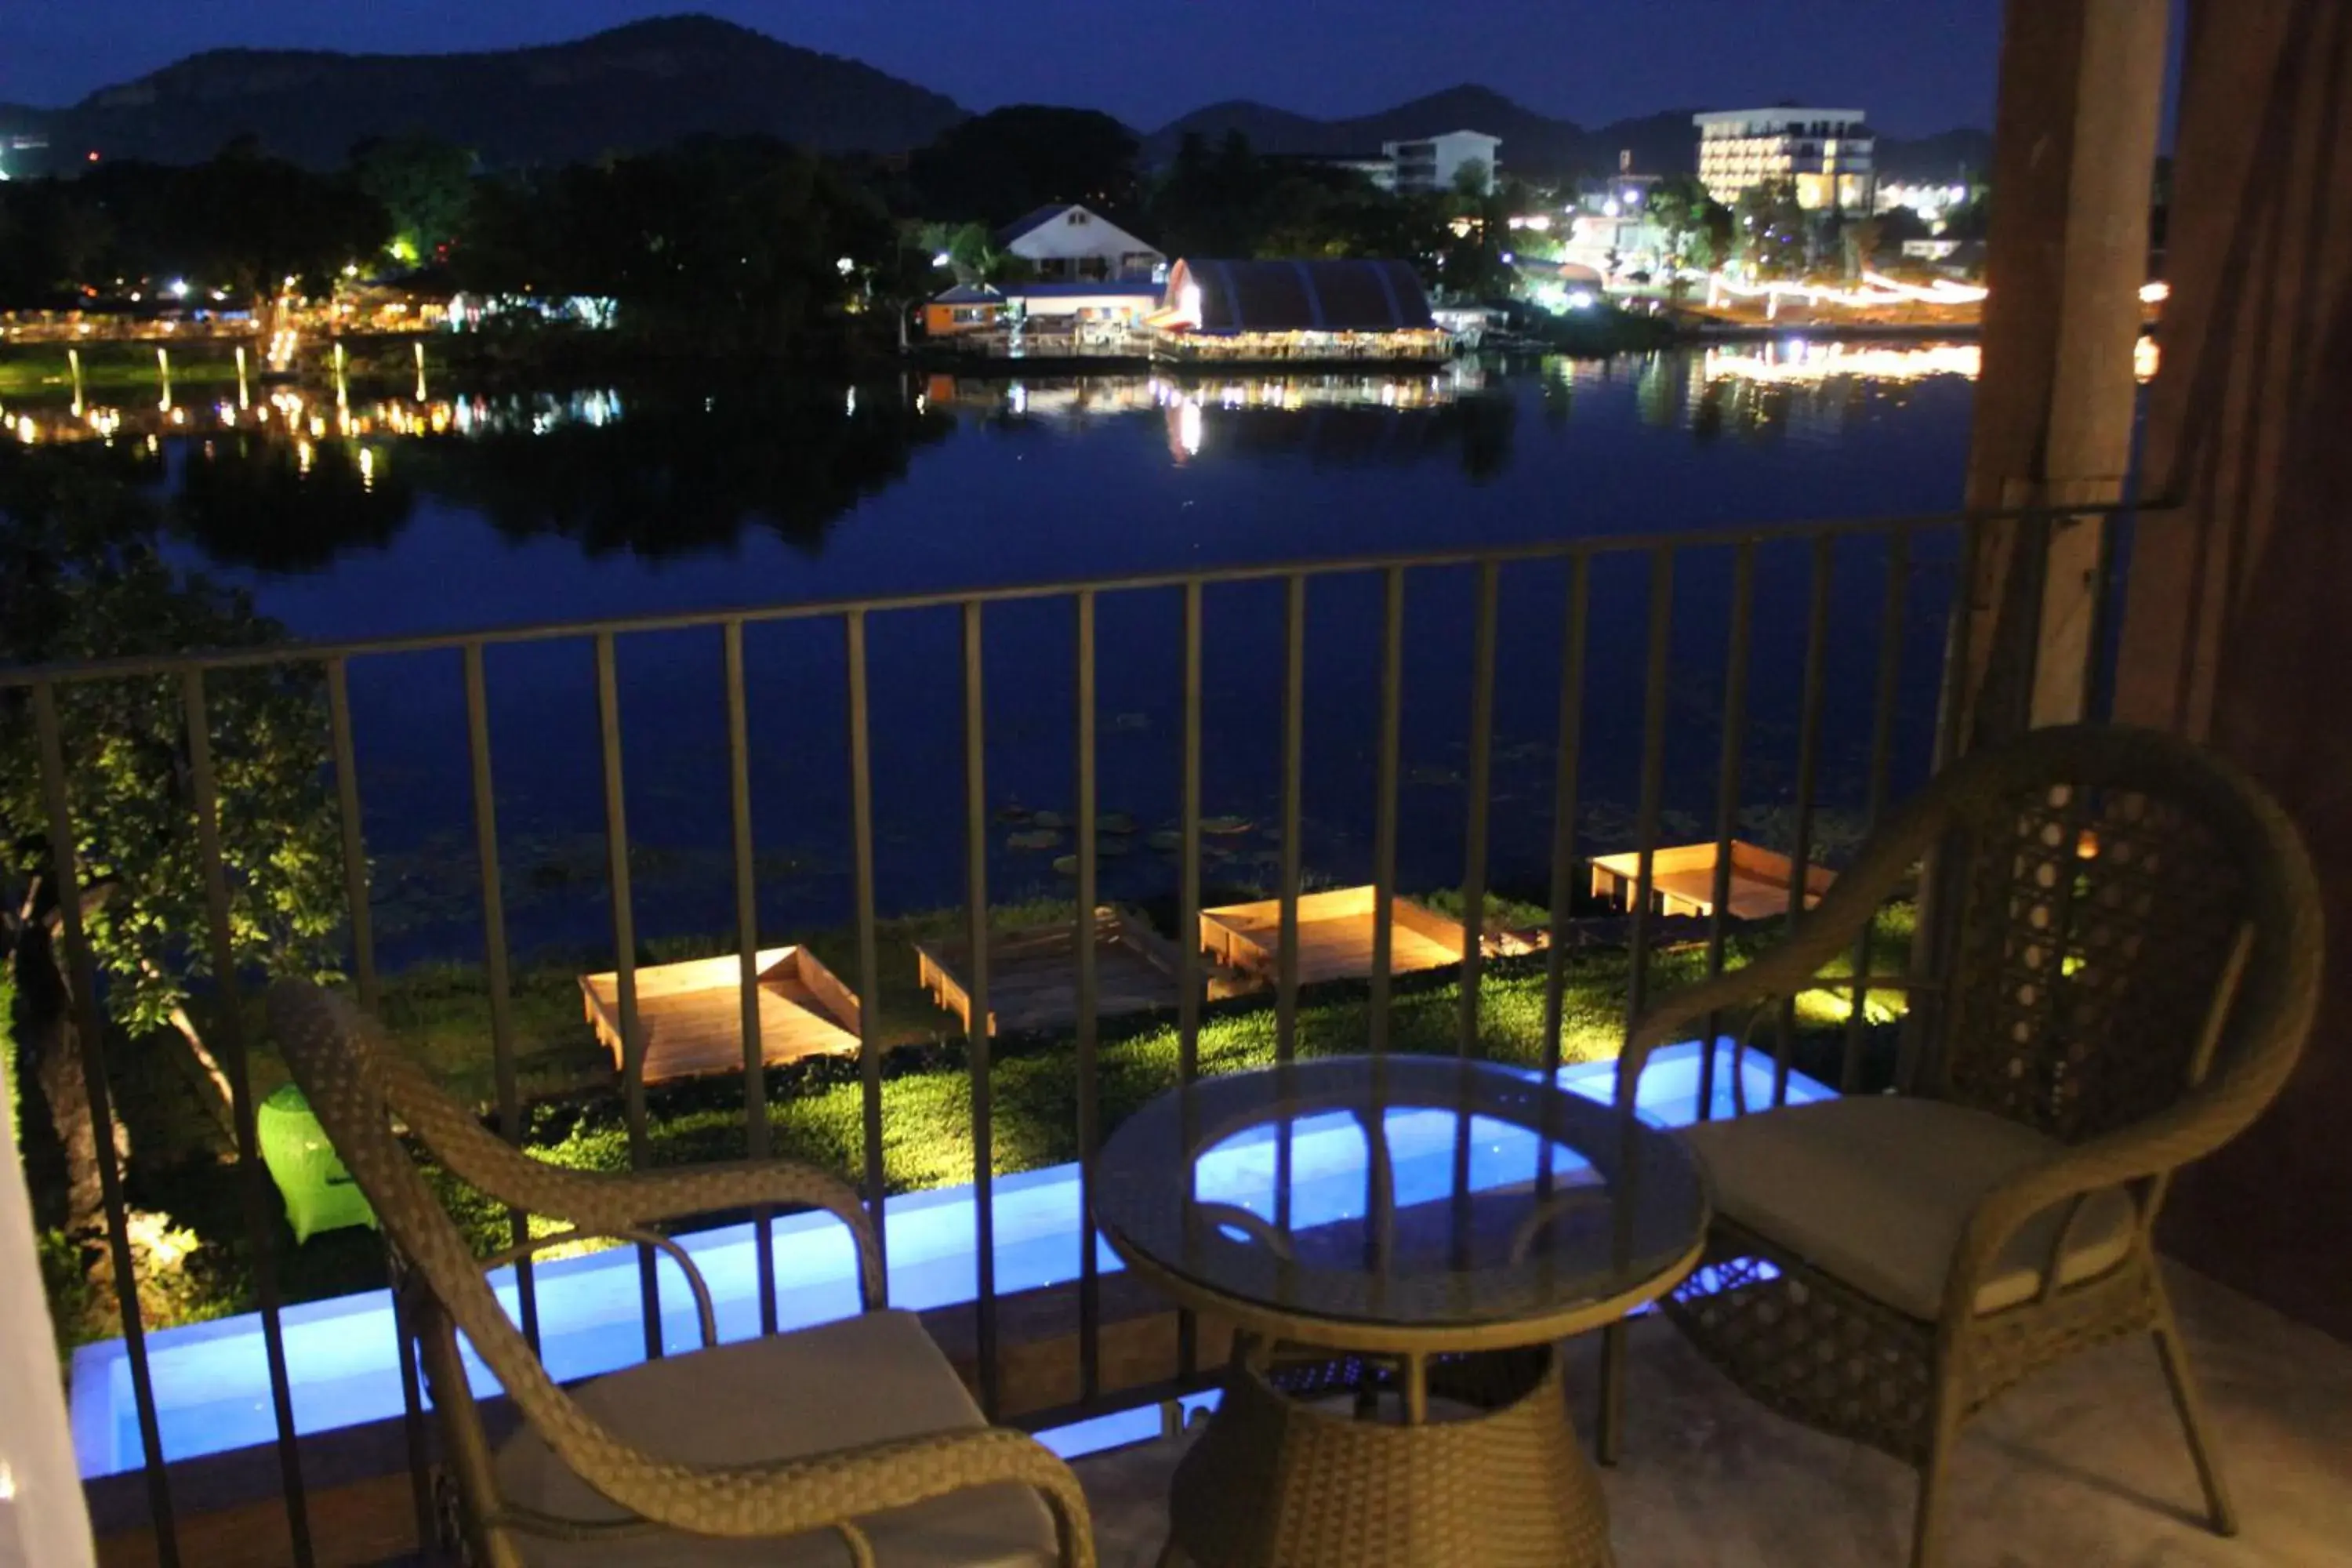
[1938, 1091, 2249, 1325]
[563, 1422, 1094, 1566]
[481, 1228, 724, 1351]
[1612, 779, 1959, 1105]
[377, 1052, 886, 1309]
[1614, 966, 1933, 1111]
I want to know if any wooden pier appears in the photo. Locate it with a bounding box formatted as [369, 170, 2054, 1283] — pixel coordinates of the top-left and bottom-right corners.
[1198, 887, 1480, 987]
[580, 947, 861, 1085]
[915, 906, 1241, 1037]
[1587, 840, 1836, 921]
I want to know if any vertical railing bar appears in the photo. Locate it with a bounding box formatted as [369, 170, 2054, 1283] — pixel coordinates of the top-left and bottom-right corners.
[1457, 561, 1500, 1060]
[180, 670, 314, 1566]
[1177, 581, 1204, 1083]
[844, 612, 889, 1294]
[2016, 508, 2056, 729]
[1367, 566, 1406, 1056]
[593, 632, 662, 1360]
[2080, 503, 2125, 724]
[1904, 517, 1988, 1097]
[1842, 533, 1910, 1092]
[1773, 536, 1835, 1107]
[328, 659, 434, 1555]
[1276, 574, 1307, 1067]
[1697, 544, 1758, 1121]
[1539, 556, 1595, 1080]
[1073, 591, 1102, 1401]
[462, 643, 539, 1354]
[1621, 548, 1677, 1047]
[325, 659, 378, 1011]
[722, 620, 779, 1338]
[1175, 580, 1204, 1378]
[1933, 517, 1985, 774]
[33, 683, 180, 1564]
[960, 601, 1000, 1416]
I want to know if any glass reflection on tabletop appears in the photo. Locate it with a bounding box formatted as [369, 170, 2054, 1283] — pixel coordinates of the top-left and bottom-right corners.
[1092, 1056, 1705, 1331]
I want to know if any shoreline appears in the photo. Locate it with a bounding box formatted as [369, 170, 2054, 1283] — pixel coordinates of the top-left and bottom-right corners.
[0, 321, 2000, 405]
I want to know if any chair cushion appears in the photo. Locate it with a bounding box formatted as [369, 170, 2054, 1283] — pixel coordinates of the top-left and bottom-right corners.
[1681, 1097, 2139, 1321]
[493, 1308, 1060, 1567]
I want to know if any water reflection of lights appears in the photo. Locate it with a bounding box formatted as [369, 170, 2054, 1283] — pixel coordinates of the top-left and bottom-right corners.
[1701, 338, 2161, 387]
[0, 386, 632, 451]
[1178, 401, 1203, 457]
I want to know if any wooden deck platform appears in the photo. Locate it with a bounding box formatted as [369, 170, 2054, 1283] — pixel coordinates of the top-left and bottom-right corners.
[914, 907, 1240, 1037]
[1588, 840, 1836, 922]
[1198, 887, 1476, 987]
[580, 947, 861, 1085]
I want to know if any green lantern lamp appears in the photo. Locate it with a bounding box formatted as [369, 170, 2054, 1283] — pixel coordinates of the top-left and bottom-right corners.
[257, 1081, 378, 1243]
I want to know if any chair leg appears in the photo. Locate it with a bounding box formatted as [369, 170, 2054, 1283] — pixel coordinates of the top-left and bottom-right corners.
[1908, 1399, 1963, 1568]
[1595, 1320, 1627, 1466]
[2151, 1298, 2238, 1537]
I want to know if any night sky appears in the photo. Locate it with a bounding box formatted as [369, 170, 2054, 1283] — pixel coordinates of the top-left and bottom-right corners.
[0, 1, 2007, 135]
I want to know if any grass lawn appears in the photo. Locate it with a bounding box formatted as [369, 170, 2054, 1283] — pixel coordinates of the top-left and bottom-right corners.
[0, 342, 252, 399]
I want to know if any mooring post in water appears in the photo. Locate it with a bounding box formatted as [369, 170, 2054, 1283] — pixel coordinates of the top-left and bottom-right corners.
[413, 340, 427, 404]
[157, 347, 172, 412]
[236, 345, 249, 410]
[68, 347, 83, 416]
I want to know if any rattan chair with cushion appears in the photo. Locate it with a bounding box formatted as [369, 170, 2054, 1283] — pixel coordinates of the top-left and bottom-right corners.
[267, 981, 1094, 1568]
[1606, 724, 2322, 1568]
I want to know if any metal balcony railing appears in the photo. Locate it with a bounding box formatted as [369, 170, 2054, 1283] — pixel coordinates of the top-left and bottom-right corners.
[5, 499, 2151, 1566]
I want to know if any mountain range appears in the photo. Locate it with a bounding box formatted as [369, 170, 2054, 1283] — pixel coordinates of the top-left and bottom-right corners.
[0, 14, 1989, 184]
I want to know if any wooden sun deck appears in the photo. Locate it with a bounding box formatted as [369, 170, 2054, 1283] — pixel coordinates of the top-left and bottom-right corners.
[1588, 840, 1836, 922]
[580, 947, 860, 1085]
[1199, 887, 1475, 986]
[915, 906, 1240, 1037]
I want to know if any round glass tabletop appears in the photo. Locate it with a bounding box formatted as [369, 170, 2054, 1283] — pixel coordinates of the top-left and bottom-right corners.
[1092, 1055, 1706, 1338]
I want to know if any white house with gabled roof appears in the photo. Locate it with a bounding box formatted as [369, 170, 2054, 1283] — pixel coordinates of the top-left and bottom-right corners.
[995, 204, 1166, 282]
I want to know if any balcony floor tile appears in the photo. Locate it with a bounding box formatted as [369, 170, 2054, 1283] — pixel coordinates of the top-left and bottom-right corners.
[1073, 1263, 2352, 1566]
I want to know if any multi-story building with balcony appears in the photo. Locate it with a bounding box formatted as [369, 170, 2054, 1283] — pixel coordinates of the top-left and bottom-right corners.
[1693, 106, 1876, 212]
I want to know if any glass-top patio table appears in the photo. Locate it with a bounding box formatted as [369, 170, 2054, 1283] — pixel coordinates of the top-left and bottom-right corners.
[1094, 1054, 1709, 1568]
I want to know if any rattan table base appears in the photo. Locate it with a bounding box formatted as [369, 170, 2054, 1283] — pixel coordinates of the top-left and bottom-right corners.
[1165, 1345, 1613, 1567]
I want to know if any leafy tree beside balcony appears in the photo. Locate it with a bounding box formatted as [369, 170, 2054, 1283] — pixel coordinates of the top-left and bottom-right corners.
[0, 447, 344, 1262]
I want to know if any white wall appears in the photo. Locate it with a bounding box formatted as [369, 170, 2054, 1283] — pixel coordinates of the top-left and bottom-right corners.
[1385, 131, 1502, 194]
[1004, 208, 1164, 275]
[0, 1107, 96, 1568]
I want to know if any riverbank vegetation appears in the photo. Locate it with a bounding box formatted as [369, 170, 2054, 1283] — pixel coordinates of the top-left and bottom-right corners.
[2, 109, 1575, 367]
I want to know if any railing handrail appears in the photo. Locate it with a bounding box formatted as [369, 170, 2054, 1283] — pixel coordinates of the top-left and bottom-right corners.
[0, 497, 2166, 688]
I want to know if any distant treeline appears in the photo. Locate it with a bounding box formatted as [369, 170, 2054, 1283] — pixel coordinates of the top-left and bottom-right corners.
[0, 108, 1548, 356]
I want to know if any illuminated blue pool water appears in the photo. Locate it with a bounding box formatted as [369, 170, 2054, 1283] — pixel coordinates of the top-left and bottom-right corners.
[71, 1042, 1831, 1477]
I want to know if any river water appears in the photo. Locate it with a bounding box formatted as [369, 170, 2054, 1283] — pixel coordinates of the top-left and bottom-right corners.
[99, 343, 1986, 956]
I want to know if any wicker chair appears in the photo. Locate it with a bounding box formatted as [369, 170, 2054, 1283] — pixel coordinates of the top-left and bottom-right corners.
[267, 981, 1094, 1568]
[1606, 724, 2323, 1568]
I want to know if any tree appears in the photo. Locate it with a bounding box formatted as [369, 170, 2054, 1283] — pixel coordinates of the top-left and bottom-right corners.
[1733, 179, 1807, 278]
[0, 447, 345, 1251]
[1841, 215, 1886, 279]
[0, 180, 116, 304]
[351, 134, 477, 265]
[178, 143, 390, 308]
[1149, 130, 1273, 256]
[1646, 176, 1733, 287]
[909, 107, 1141, 226]
[454, 137, 895, 357]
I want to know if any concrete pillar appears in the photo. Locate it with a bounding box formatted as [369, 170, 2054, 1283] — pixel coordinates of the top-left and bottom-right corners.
[2114, 0, 2352, 1340]
[1954, 0, 2169, 746]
